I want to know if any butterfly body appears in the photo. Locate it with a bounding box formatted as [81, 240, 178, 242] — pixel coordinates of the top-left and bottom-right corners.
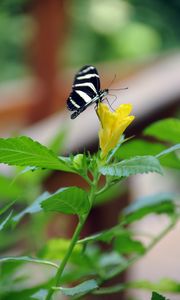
[67, 65, 108, 119]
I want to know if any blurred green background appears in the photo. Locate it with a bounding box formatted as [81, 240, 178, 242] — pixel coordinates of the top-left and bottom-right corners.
[0, 0, 180, 82]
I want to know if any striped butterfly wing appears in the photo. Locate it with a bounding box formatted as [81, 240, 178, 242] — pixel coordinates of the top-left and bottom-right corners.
[67, 65, 100, 111]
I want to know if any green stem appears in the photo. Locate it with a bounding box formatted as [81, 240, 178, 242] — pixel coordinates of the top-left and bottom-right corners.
[106, 216, 177, 280]
[95, 172, 115, 197]
[81, 173, 92, 186]
[45, 217, 87, 300]
[90, 216, 179, 298]
[95, 214, 177, 297]
[45, 177, 98, 300]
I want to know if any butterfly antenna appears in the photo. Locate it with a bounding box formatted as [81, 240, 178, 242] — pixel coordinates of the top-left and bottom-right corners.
[104, 95, 116, 111]
[107, 74, 117, 89]
[109, 87, 128, 91]
[107, 74, 128, 91]
[108, 87, 127, 107]
[109, 94, 118, 107]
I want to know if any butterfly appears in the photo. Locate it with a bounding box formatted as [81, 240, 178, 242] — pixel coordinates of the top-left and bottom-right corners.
[67, 65, 108, 119]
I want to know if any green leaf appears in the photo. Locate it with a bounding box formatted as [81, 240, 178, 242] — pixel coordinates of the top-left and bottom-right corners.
[72, 153, 87, 171]
[100, 156, 163, 177]
[0, 136, 73, 172]
[115, 139, 161, 159]
[39, 238, 83, 263]
[41, 187, 90, 216]
[0, 174, 24, 199]
[129, 278, 180, 293]
[53, 279, 98, 296]
[122, 193, 176, 223]
[31, 289, 48, 300]
[98, 251, 128, 269]
[13, 192, 50, 223]
[94, 278, 178, 296]
[0, 256, 58, 269]
[48, 127, 67, 154]
[151, 291, 168, 300]
[0, 211, 13, 231]
[144, 118, 180, 144]
[0, 284, 50, 300]
[114, 232, 145, 254]
[115, 139, 180, 169]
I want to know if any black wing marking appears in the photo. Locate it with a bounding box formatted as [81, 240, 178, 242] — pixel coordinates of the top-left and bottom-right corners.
[67, 65, 100, 112]
[73, 65, 100, 92]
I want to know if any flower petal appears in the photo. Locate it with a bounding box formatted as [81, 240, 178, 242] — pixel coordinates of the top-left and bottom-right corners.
[115, 104, 133, 118]
[97, 102, 135, 159]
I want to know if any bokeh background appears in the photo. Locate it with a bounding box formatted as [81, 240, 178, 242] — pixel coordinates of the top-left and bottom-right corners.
[1, 0, 180, 80]
[0, 1, 180, 299]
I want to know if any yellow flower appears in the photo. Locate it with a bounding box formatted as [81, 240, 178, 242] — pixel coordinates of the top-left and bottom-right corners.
[97, 103, 135, 159]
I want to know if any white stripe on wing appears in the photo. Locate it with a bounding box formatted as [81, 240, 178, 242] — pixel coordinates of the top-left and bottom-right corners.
[76, 74, 99, 80]
[78, 66, 95, 74]
[69, 97, 80, 108]
[76, 90, 92, 103]
[73, 82, 97, 94]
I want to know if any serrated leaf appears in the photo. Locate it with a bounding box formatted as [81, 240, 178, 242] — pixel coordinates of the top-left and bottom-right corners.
[13, 192, 50, 223]
[151, 291, 168, 300]
[41, 187, 90, 216]
[100, 156, 163, 177]
[53, 279, 98, 296]
[115, 139, 180, 169]
[0, 211, 13, 231]
[122, 193, 176, 223]
[114, 232, 145, 254]
[144, 118, 180, 144]
[0, 136, 73, 172]
[98, 251, 127, 269]
[0, 256, 58, 269]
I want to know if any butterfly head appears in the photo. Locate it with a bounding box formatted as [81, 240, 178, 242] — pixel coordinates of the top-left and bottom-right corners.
[99, 89, 109, 99]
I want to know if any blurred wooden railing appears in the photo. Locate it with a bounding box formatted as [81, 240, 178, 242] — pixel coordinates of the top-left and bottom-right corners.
[29, 0, 67, 122]
[0, 0, 68, 133]
[0, 0, 161, 134]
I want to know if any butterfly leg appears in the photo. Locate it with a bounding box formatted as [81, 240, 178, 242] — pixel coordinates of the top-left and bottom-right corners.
[104, 96, 116, 111]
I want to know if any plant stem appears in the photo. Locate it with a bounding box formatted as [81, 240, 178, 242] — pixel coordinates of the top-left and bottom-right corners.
[106, 216, 178, 280]
[45, 217, 87, 300]
[45, 178, 98, 300]
[94, 219, 178, 296]
[89, 216, 179, 298]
